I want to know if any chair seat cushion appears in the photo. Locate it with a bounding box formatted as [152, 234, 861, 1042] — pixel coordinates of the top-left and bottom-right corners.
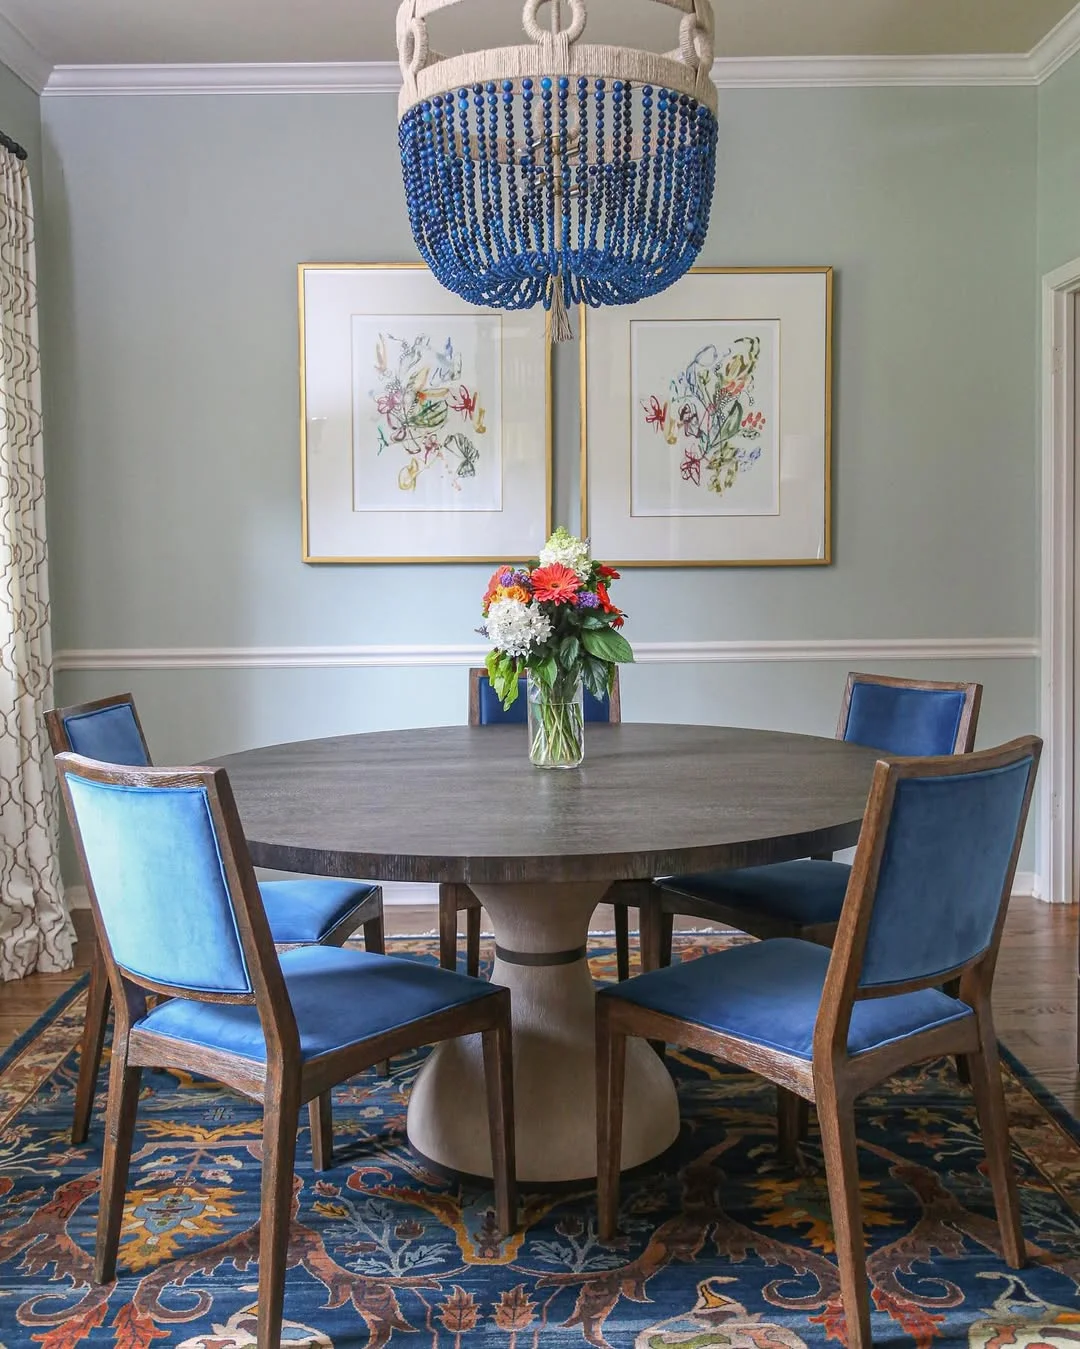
[600, 938, 973, 1061]
[660, 860, 852, 928]
[137, 946, 497, 1063]
[260, 879, 378, 945]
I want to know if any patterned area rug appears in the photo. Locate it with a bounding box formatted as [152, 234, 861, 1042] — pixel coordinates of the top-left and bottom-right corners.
[0, 935, 1078, 1348]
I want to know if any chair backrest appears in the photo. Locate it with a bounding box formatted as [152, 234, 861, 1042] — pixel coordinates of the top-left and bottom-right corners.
[818, 737, 1040, 1047]
[836, 673, 980, 758]
[468, 668, 621, 726]
[55, 755, 290, 1027]
[46, 693, 152, 767]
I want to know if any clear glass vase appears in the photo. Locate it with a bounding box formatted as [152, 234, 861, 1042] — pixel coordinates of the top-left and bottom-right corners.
[526, 675, 585, 769]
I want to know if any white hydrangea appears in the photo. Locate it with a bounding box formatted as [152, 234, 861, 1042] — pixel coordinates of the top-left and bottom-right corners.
[485, 597, 553, 659]
[539, 527, 591, 580]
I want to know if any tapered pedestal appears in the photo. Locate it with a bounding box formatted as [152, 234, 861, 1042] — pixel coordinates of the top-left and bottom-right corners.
[406, 882, 680, 1183]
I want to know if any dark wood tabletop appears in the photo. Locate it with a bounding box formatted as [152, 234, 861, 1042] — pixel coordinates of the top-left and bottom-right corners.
[212, 723, 882, 886]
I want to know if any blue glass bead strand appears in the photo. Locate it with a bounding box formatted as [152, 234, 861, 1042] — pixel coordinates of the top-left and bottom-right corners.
[397, 66, 718, 314]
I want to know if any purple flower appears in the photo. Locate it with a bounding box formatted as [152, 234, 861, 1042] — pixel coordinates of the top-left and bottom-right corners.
[577, 592, 600, 608]
[499, 570, 514, 585]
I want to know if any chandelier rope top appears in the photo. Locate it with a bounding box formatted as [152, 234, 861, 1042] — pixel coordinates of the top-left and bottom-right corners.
[396, 0, 718, 338]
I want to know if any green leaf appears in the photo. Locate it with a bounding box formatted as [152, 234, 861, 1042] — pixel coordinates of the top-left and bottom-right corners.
[559, 635, 580, 666]
[719, 399, 743, 443]
[531, 655, 558, 689]
[581, 654, 609, 699]
[582, 628, 635, 664]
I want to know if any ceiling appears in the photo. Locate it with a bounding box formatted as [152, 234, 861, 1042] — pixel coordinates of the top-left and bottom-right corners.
[0, 0, 1075, 69]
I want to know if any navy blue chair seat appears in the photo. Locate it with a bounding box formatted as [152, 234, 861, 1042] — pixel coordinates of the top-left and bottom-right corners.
[660, 860, 852, 931]
[259, 879, 380, 945]
[650, 674, 982, 960]
[604, 938, 972, 1061]
[140, 945, 497, 1062]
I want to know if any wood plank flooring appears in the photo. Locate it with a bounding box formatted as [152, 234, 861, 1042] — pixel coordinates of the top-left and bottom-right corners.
[1, 899, 1076, 1116]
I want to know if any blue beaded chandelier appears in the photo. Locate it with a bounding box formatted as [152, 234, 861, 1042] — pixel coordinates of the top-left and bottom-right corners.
[397, 0, 718, 337]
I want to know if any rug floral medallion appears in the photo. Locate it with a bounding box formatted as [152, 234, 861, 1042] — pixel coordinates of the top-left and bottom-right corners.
[0, 936, 1078, 1348]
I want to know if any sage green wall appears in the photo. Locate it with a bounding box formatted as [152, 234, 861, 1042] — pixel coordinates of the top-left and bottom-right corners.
[38, 86, 1040, 874]
[1038, 48, 1080, 274]
[0, 61, 40, 183]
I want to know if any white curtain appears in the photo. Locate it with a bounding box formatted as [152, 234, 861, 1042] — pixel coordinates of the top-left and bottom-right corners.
[0, 145, 73, 979]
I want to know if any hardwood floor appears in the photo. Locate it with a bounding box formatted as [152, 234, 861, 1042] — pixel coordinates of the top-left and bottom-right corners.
[2, 899, 1076, 1116]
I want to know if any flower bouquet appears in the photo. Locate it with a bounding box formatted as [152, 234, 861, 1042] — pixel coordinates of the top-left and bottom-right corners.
[479, 528, 634, 768]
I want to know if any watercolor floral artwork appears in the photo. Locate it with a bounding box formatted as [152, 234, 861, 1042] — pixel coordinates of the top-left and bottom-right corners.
[631, 320, 780, 518]
[351, 314, 503, 512]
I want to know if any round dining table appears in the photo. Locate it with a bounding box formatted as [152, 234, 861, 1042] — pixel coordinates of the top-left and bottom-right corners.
[213, 723, 881, 1184]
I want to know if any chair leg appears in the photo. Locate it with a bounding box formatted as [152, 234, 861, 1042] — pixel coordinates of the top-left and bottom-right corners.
[596, 1003, 627, 1242]
[614, 906, 630, 982]
[776, 1086, 809, 1164]
[466, 906, 481, 979]
[659, 911, 674, 968]
[943, 978, 970, 1083]
[363, 911, 385, 956]
[361, 913, 391, 1076]
[481, 1011, 517, 1237]
[966, 1010, 1025, 1268]
[638, 888, 662, 974]
[815, 1087, 872, 1349]
[438, 884, 459, 972]
[309, 1092, 334, 1172]
[94, 1037, 141, 1284]
[257, 1081, 302, 1349]
[73, 943, 111, 1145]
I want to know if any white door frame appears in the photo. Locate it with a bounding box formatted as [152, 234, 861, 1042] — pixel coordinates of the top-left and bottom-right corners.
[1040, 256, 1080, 904]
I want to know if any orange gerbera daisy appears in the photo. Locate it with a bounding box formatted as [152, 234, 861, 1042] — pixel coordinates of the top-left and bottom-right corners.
[530, 563, 582, 605]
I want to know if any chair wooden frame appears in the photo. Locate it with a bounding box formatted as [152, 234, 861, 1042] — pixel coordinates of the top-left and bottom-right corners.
[55, 753, 517, 1349]
[46, 693, 387, 1146]
[642, 673, 984, 970]
[598, 736, 1040, 1349]
[440, 668, 647, 982]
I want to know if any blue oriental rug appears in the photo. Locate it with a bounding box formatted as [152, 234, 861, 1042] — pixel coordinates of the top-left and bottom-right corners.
[0, 935, 1078, 1347]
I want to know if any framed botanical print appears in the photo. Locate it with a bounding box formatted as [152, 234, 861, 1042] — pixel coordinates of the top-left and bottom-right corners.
[582, 267, 832, 566]
[299, 264, 551, 563]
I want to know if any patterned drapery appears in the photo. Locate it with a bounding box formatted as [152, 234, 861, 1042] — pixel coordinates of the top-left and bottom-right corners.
[0, 146, 73, 979]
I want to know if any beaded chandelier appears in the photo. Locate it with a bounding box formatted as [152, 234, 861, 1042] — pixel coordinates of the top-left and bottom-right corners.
[396, 0, 718, 338]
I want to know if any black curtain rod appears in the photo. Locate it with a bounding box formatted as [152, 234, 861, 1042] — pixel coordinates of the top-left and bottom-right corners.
[0, 130, 27, 161]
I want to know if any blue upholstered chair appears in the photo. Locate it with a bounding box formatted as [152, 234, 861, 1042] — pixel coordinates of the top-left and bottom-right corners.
[46, 693, 387, 1145]
[597, 736, 1041, 1349]
[55, 753, 516, 1349]
[647, 674, 982, 967]
[441, 668, 647, 981]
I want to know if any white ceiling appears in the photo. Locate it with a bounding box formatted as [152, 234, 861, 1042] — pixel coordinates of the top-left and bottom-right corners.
[0, 0, 1076, 69]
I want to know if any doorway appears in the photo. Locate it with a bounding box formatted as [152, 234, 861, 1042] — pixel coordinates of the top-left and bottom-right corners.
[1040, 257, 1080, 906]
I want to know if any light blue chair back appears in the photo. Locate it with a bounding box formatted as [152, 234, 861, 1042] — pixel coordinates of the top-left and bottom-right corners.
[857, 751, 1036, 990]
[474, 673, 615, 726]
[58, 700, 150, 767]
[61, 762, 254, 997]
[843, 678, 973, 758]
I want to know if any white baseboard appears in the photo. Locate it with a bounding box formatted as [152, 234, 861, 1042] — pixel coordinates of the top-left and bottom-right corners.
[63, 872, 1051, 911]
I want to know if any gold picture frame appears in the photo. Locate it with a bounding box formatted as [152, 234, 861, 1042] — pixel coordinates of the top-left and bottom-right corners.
[580, 266, 833, 567]
[299, 263, 552, 564]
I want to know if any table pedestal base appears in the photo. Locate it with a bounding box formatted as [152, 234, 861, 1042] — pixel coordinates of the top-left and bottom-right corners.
[406, 882, 680, 1184]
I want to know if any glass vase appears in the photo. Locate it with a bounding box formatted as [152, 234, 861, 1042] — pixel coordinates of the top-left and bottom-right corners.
[526, 675, 585, 769]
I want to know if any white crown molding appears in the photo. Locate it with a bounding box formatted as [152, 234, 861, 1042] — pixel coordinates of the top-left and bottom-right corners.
[28, 1, 1080, 98]
[43, 60, 403, 97]
[1030, 1, 1080, 82]
[0, 8, 53, 94]
[42, 53, 1038, 97]
[53, 637, 1037, 672]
